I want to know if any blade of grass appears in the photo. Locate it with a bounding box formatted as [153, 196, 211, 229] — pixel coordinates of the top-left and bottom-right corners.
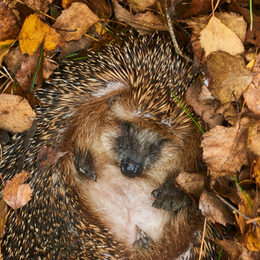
[31, 44, 44, 92]
[170, 90, 205, 134]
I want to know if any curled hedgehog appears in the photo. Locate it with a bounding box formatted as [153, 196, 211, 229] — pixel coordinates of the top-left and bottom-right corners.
[0, 34, 218, 259]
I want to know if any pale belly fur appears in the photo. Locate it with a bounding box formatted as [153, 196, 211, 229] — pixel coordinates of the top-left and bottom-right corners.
[84, 164, 170, 248]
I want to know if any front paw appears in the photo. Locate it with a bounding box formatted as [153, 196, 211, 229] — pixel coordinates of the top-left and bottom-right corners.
[133, 226, 152, 250]
[152, 179, 193, 214]
[73, 149, 97, 181]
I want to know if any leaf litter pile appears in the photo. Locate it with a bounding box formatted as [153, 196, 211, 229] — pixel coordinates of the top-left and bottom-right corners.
[0, 0, 260, 259]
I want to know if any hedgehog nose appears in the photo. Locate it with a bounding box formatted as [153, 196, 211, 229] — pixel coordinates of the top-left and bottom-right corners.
[120, 158, 143, 178]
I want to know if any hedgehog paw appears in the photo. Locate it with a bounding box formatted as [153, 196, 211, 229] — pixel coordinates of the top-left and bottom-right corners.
[73, 149, 97, 181]
[133, 225, 152, 250]
[152, 178, 193, 214]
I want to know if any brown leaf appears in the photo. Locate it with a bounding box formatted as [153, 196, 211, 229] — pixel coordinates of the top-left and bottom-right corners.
[112, 0, 166, 32]
[243, 54, 260, 116]
[128, 0, 156, 12]
[202, 125, 248, 178]
[37, 146, 66, 169]
[2, 171, 33, 210]
[217, 239, 260, 259]
[206, 52, 252, 104]
[16, 46, 43, 91]
[175, 171, 204, 198]
[23, 0, 53, 13]
[0, 94, 36, 133]
[53, 2, 99, 42]
[199, 190, 234, 225]
[3, 45, 24, 75]
[185, 80, 223, 128]
[0, 1, 20, 41]
[182, 0, 212, 17]
[247, 123, 260, 156]
[200, 16, 245, 57]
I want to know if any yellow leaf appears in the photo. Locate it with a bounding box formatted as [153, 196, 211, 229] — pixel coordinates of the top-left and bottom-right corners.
[19, 14, 61, 55]
[246, 227, 260, 251]
[0, 39, 15, 65]
[254, 157, 260, 186]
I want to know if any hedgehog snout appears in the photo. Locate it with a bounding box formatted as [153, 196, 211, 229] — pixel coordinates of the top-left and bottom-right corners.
[120, 157, 143, 178]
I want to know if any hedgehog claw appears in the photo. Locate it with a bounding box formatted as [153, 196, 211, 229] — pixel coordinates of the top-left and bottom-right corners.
[152, 179, 193, 214]
[133, 225, 151, 250]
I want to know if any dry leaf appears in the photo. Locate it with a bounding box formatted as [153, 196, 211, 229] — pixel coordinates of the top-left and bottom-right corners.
[0, 2, 20, 41]
[3, 45, 25, 75]
[112, 0, 166, 32]
[246, 228, 260, 252]
[216, 12, 247, 42]
[0, 94, 36, 133]
[16, 46, 43, 91]
[199, 190, 234, 225]
[237, 191, 254, 235]
[0, 39, 15, 66]
[206, 52, 252, 104]
[217, 239, 260, 259]
[182, 0, 212, 17]
[128, 0, 156, 12]
[43, 59, 58, 80]
[19, 13, 61, 55]
[23, 0, 53, 13]
[175, 171, 204, 198]
[254, 157, 260, 186]
[202, 125, 248, 178]
[247, 123, 260, 156]
[200, 16, 245, 57]
[185, 80, 223, 128]
[244, 54, 260, 116]
[2, 171, 33, 210]
[53, 2, 99, 42]
[37, 146, 66, 169]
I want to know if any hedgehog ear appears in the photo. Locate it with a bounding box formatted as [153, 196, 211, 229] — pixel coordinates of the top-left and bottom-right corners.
[108, 95, 118, 109]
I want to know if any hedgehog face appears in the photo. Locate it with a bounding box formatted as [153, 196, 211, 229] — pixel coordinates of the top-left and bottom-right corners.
[113, 122, 168, 178]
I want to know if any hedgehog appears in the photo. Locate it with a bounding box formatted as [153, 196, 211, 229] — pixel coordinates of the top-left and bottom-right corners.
[0, 34, 218, 259]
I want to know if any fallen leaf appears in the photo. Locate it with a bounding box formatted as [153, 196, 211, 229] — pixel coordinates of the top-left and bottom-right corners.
[19, 13, 61, 55]
[206, 52, 252, 104]
[185, 80, 223, 128]
[2, 171, 33, 210]
[237, 191, 254, 235]
[182, 0, 212, 17]
[216, 12, 247, 42]
[217, 238, 260, 259]
[200, 16, 245, 57]
[244, 54, 260, 116]
[23, 0, 53, 13]
[16, 46, 43, 91]
[53, 2, 99, 42]
[199, 190, 234, 225]
[112, 0, 166, 32]
[0, 39, 15, 66]
[202, 125, 248, 178]
[128, 0, 156, 12]
[37, 146, 66, 169]
[3, 45, 25, 75]
[247, 123, 260, 156]
[0, 94, 36, 133]
[246, 227, 260, 252]
[0, 1, 20, 41]
[175, 171, 204, 198]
